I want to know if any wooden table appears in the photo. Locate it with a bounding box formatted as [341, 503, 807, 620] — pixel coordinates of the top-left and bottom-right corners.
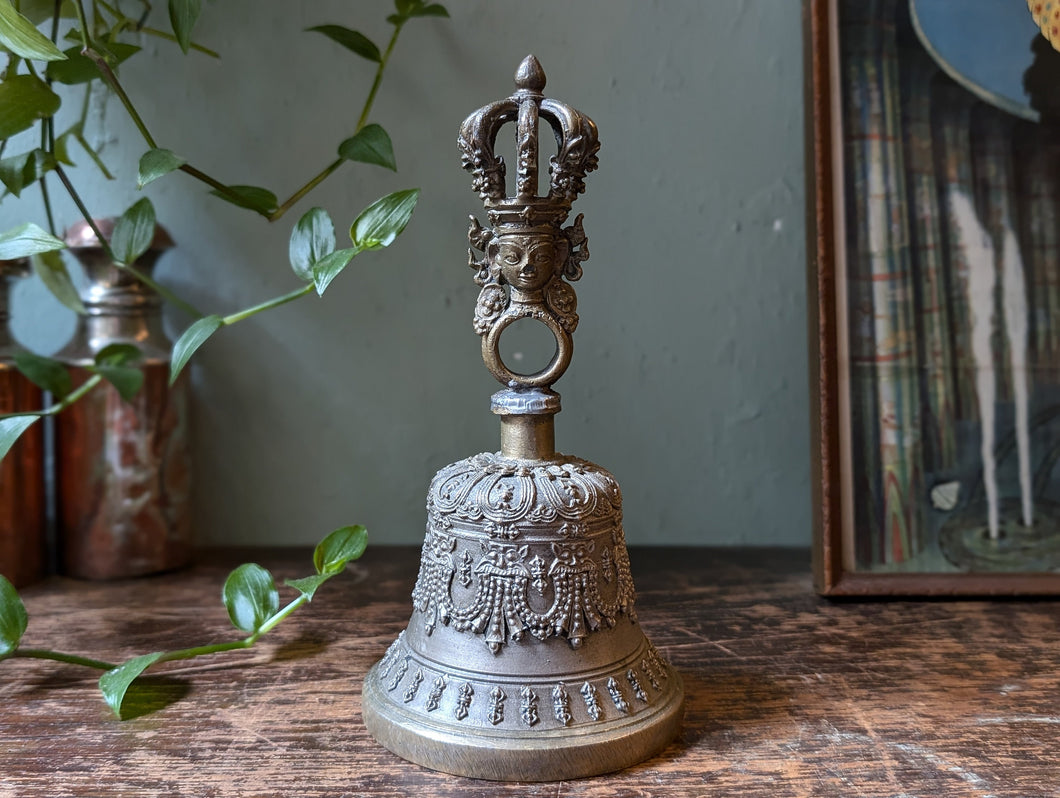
[3, 547, 1060, 797]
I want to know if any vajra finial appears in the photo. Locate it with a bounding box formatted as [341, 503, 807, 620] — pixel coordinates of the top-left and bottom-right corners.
[457, 55, 600, 389]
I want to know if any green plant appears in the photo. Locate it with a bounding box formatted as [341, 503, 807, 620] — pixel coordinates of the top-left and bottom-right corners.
[0, 525, 367, 718]
[0, 0, 448, 456]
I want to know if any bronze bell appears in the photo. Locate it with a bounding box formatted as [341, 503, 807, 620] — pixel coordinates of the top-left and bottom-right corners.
[362, 55, 684, 781]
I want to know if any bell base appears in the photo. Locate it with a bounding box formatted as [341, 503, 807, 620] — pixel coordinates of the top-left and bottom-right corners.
[362, 662, 684, 781]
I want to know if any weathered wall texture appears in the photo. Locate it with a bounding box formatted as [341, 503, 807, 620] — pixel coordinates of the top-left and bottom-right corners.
[3, 0, 808, 545]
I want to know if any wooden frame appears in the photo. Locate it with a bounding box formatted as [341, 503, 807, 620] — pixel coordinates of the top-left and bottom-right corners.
[807, 0, 1060, 595]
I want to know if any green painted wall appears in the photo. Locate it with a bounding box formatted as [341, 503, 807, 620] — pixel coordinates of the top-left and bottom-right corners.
[3, 0, 809, 546]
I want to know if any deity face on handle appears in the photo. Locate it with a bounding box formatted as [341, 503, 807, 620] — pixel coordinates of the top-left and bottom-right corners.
[488, 232, 569, 296]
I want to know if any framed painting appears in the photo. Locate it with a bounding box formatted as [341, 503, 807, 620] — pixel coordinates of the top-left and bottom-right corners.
[807, 0, 1060, 594]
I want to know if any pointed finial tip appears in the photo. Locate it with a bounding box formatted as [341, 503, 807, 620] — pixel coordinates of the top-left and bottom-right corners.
[514, 54, 546, 92]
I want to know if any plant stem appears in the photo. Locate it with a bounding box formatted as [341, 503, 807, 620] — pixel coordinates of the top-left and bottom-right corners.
[82, 50, 159, 149]
[3, 374, 104, 420]
[12, 649, 116, 670]
[53, 164, 112, 256]
[53, 164, 204, 319]
[152, 594, 308, 665]
[255, 595, 307, 636]
[177, 164, 267, 217]
[268, 159, 343, 222]
[138, 26, 221, 57]
[72, 0, 92, 49]
[268, 23, 403, 222]
[221, 284, 313, 325]
[39, 119, 56, 235]
[155, 638, 252, 664]
[357, 25, 401, 133]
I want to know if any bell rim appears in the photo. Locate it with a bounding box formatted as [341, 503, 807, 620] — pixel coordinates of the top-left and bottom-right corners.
[362, 662, 684, 781]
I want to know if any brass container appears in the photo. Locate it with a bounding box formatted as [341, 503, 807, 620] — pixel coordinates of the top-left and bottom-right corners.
[0, 258, 47, 588]
[362, 56, 684, 781]
[55, 220, 192, 580]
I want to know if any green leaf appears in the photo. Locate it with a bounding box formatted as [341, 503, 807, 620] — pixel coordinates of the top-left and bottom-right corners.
[138, 148, 186, 189]
[311, 247, 359, 296]
[111, 198, 156, 265]
[168, 0, 202, 54]
[100, 652, 164, 718]
[32, 250, 85, 314]
[0, 148, 56, 198]
[94, 343, 141, 366]
[45, 42, 140, 85]
[0, 0, 67, 61]
[350, 188, 420, 251]
[0, 575, 27, 658]
[52, 130, 76, 166]
[0, 415, 39, 462]
[338, 124, 396, 171]
[14, 351, 71, 398]
[0, 223, 65, 260]
[90, 365, 143, 401]
[313, 525, 368, 576]
[288, 207, 336, 282]
[16, 0, 76, 26]
[410, 3, 449, 18]
[283, 574, 330, 602]
[0, 74, 61, 140]
[209, 185, 278, 215]
[89, 344, 143, 402]
[222, 563, 279, 634]
[170, 314, 223, 384]
[394, 0, 417, 16]
[305, 25, 380, 62]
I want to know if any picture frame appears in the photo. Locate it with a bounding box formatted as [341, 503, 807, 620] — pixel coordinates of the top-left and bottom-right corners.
[807, 0, 1060, 594]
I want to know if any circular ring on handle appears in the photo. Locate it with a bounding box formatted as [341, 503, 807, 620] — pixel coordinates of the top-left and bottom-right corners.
[482, 306, 572, 388]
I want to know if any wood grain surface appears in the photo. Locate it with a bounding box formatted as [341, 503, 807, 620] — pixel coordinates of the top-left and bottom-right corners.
[3, 546, 1060, 797]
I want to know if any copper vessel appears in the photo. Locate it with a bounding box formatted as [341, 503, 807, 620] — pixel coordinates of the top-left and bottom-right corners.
[55, 220, 192, 580]
[0, 258, 47, 588]
[361, 56, 684, 781]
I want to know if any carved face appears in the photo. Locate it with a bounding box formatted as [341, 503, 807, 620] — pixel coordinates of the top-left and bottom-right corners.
[489, 234, 566, 292]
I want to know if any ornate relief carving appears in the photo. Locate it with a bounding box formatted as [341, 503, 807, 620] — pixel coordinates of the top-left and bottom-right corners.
[429, 453, 622, 530]
[627, 669, 648, 703]
[520, 687, 539, 727]
[388, 655, 410, 692]
[488, 687, 506, 726]
[455, 682, 474, 721]
[641, 657, 662, 692]
[403, 670, 424, 704]
[375, 640, 673, 731]
[606, 677, 629, 714]
[410, 453, 636, 652]
[424, 676, 447, 712]
[600, 546, 614, 583]
[552, 684, 572, 726]
[581, 682, 602, 721]
[414, 533, 636, 652]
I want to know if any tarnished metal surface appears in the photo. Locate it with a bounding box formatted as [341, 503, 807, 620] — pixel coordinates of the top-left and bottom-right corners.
[0, 258, 47, 588]
[55, 224, 192, 580]
[362, 56, 683, 781]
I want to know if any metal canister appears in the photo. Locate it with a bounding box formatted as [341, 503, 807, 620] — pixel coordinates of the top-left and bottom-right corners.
[55, 220, 192, 580]
[0, 258, 47, 588]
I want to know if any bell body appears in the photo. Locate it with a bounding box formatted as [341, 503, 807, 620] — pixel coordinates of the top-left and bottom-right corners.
[362, 446, 683, 780]
[0, 260, 47, 588]
[55, 221, 192, 580]
[364, 56, 683, 779]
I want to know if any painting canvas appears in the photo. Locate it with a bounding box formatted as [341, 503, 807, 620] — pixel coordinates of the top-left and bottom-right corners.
[808, 0, 1060, 593]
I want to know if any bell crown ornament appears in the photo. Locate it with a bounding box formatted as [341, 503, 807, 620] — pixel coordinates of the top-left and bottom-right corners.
[361, 56, 683, 782]
[460, 54, 598, 396]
